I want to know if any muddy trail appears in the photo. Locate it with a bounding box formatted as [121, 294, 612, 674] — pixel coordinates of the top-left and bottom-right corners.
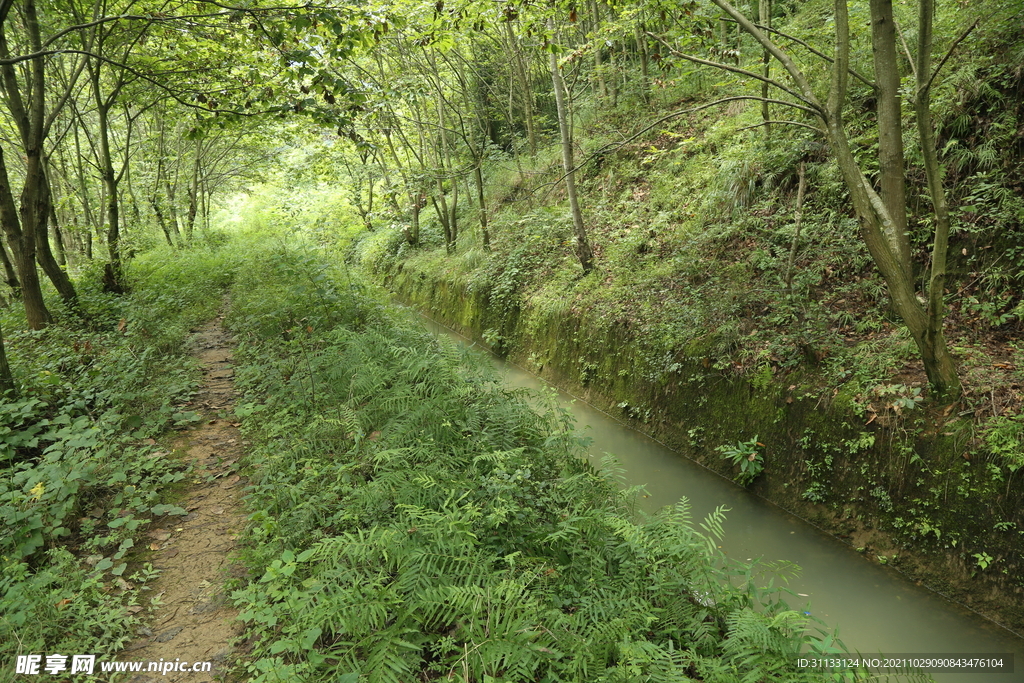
[122, 313, 248, 682]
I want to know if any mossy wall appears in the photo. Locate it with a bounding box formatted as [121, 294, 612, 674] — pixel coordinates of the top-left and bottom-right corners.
[385, 263, 1024, 633]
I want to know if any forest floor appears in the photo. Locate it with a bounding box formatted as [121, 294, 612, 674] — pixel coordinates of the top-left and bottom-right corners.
[121, 312, 247, 682]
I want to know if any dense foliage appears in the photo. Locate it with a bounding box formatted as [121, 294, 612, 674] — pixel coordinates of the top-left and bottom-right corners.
[224, 246, 864, 682]
[0, 249, 234, 674]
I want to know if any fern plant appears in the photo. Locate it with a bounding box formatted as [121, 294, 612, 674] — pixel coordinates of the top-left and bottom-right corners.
[226, 248, 931, 683]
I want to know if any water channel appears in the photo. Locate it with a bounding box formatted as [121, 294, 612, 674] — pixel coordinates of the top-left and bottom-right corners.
[419, 313, 1024, 682]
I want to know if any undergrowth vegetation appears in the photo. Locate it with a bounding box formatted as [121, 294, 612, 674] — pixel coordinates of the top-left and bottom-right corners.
[0, 247, 235, 674]
[225, 246, 884, 682]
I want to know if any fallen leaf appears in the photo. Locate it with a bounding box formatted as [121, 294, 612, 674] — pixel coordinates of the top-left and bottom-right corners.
[150, 530, 171, 541]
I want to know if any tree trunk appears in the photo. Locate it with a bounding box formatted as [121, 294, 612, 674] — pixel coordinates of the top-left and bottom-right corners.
[474, 164, 490, 250]
[49, 201, 66, 267]
[869, 0, 911, 276]
[91, 79, 122, 284]
[783, 162, 806, 292]
[758, 0, 771, 133]
[636, 24, 650, 101]
[914, 0, 960, 400]
[590, 0, 607, 99]
[504, 22, 537, 155]
[0, 147, 50, 328]
[548, 20, 594, 274]
[710, 0, 960, 400]
[0, 226, 19, 296]
[34, 173, 78, 304]
[0, 320, 15, 397]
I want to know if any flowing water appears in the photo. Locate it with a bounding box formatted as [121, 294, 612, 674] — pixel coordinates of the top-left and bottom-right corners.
[420, 314, 1024, 682]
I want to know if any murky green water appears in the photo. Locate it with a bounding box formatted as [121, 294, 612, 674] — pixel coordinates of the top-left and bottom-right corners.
[421, 315, 1024, 682]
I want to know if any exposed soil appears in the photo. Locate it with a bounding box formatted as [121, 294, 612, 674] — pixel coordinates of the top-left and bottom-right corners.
[121, 313, 247, 682]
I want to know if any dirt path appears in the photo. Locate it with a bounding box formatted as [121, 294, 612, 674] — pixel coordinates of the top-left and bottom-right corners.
[123, 314, 248, 682]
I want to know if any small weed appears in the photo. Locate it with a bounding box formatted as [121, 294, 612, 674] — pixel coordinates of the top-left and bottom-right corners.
[717, 436, 765, 487]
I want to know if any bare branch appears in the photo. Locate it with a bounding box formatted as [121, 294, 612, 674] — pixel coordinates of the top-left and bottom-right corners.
[3, 47, 278, 117]
[709, 0, 823, 112]
[893, 19, 917, 81]
[923, 19, 979, 95]
[735, 119, 823, 133]
[647, 32, 820, 112]
[534, 96, 818, 196]
[721, 18, 874, 88]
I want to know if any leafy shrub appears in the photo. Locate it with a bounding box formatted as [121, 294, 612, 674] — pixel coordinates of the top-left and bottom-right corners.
[716, 436, 766, 487]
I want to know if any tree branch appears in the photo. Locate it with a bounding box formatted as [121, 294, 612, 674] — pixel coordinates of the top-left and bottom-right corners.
[735, 119, 823, 133]
[647, 31, 820, 111]
[721, 18, 874, 88]
[4, 48, 270, 116]
[534, 96, 818, 195]
[708, 0, 823, 113]
[923, 19, 979, 95]
[893, 19, 917, 81]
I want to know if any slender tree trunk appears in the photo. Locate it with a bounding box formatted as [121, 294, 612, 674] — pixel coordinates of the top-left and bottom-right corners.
[474, 164, 490, 250]
[0, 320, 14, 397]
[548, 20, 594, 274]
[759, 0, 771, 133]
[0, 232, 19, 295]
[914, 0, 960, 400]
[49, 201, 66, 267]
[504, 22, 536, 155]
[637, 24, 650, 101]
[34, 173, 77, 303]
[869, 0, 911, 276]
[410, 196, 421, 245]
[711, 0, 960, 399]
[382, 129, 419, 246]
[784, 162, 806, 292]
[94, 93, 121, 284]
[590, 0, 607, 99]
[185, 148, 200, 242]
